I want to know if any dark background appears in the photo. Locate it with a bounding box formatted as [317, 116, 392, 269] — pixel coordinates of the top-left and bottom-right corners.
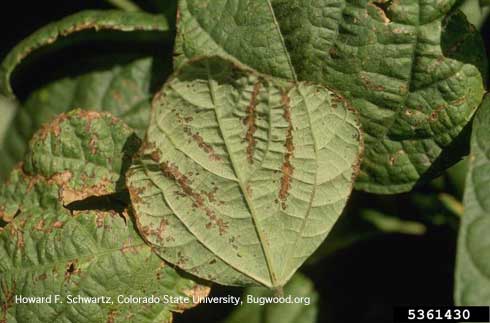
[0, 2, 488, 323]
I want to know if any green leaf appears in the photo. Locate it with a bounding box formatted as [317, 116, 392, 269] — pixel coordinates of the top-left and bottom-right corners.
[0, 56, 166, 180]
[0, 9, 173, 181]
[0, 96, 16, 144]
[223, 273, 318, 323]
[175, 0, 486, 194]
[0, 10, 168, 98]
[459, 0, 490, 28]
[127, 56, 363, 288]
[105, 0, 143, 12]
[0, 110, 208, 322]
[455, 94, 490, 305]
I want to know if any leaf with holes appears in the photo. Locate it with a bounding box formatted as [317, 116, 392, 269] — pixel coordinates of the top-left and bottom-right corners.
[455, 94, 490, 305]
[0, 110, 208, 322]
[175, 0, 486, 194]
[126, 57, 363, 288]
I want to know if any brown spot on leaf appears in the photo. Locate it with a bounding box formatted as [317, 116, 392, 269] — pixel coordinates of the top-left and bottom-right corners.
[428, 102, 452, 122]
[183, 127, 222, 161]
[34, 219, 45, 231]
[1, 281, 15, 323]
[96, 212, 106, 228]
[89, 136, 98, 155]
[112, 91, 123, 103]
[155, 219, 169, 242]
[389, 149, 405, 166]
[360, 74, 385, 91]
[244, 82, 261, 163]
[245, 184, 253, 197]
[8, 220, 26, 249]
[0, 207, 6, 223]
[177, 284, 211, 311]
[127, 185, 145, 205]
[160, 162, 228, 235]
[51, 171, 113, 206]
[53, 221, 64, 229]
[107, 310, 117, 323]
[329, 47, 339, 58]
[150, 150, 161, 163]
[279, 95, 295, 210]
[37, 273, 48, 281]
[64, 260, 80, 282]
[369, 0, 392, 25]
[120, 238, 141, 254]
[451, 96, 466, 106]
[204, 187, 218, 203]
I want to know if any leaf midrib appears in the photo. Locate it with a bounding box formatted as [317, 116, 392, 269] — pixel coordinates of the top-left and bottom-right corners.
[265, 0, 297, 81]
[206, 62, 278, 287]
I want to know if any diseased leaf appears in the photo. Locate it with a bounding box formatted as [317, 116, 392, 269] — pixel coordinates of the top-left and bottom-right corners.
[0, 56, 166, 180]
[0, 10, 168, 98]
[127, 57, 362, 288]
[175, 0, 486, 194]
[0, 110, 208, 322]
[223, 273, 318, 323]
[0, 9, 173, 181]
[455, 94, 490, 305]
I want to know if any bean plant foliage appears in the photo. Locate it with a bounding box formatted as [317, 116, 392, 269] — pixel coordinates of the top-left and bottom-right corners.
[0, 0, 489, 322]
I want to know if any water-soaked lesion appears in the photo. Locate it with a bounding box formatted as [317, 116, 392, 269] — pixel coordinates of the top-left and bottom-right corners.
[278, 94, 295, 210]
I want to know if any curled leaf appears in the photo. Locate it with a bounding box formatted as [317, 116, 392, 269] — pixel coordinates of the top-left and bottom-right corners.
[0, 10, 169, 98]
[0, 110, 208, 322]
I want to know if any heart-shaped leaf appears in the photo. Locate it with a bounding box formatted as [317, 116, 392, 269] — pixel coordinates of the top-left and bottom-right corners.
[0, 110, 208, 322]
[455, 94, 490, 305]
[175, 0, 486, 194]
[127, 57, 362, 288]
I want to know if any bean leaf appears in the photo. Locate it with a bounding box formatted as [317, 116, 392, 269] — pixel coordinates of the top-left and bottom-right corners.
[0, 10, 172, 180]
[127, 57, 362, 288]
[0, 110, 208, 322]
[175, 0, 486, 194]
[455, 94, 490, 305]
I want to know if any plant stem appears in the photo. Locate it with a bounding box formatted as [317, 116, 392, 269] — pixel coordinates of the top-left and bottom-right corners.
[274, 286, 284, 297]
[105, 0, 142, 12]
